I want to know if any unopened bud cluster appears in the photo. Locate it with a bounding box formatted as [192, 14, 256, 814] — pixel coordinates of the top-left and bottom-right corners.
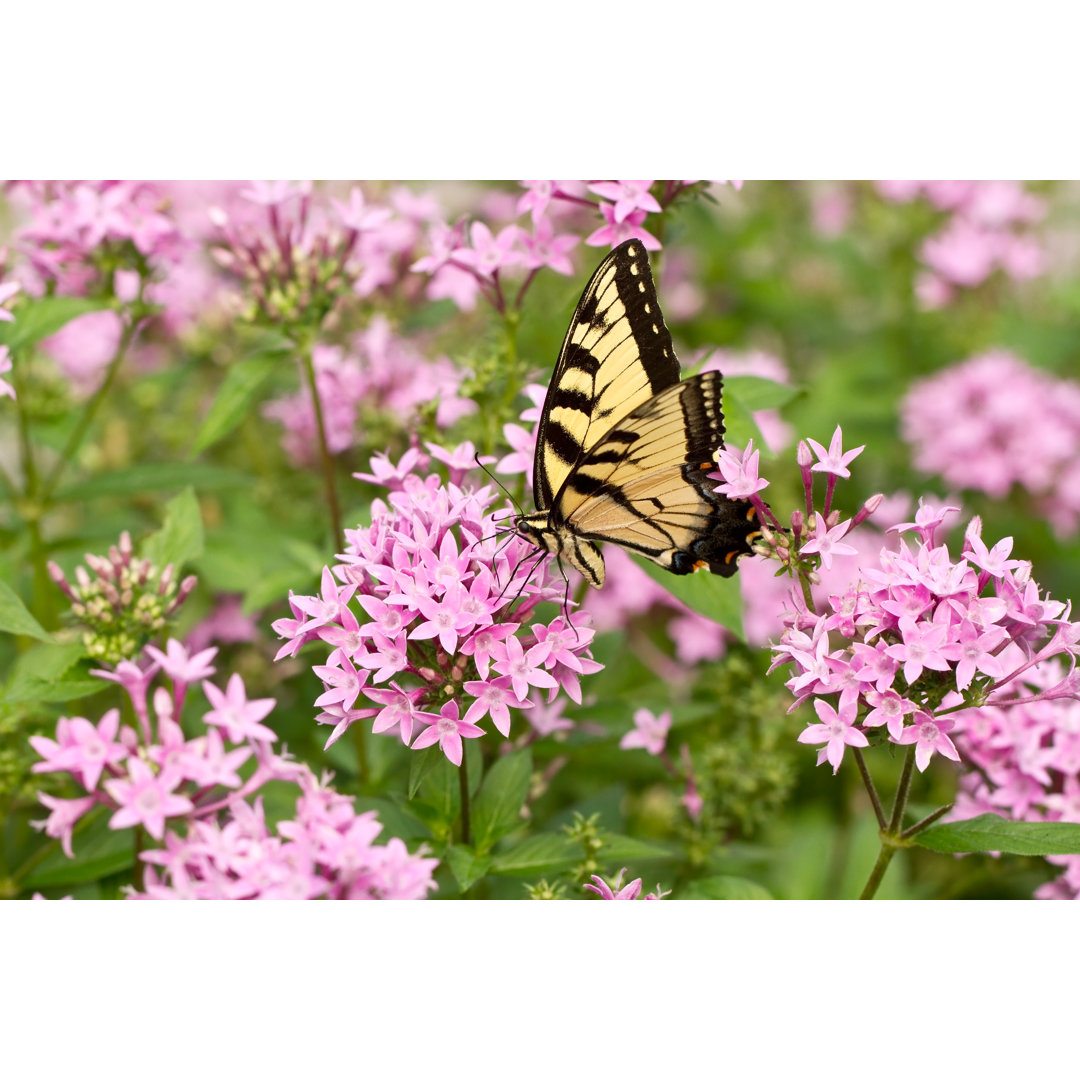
[48, 532, 196, 663]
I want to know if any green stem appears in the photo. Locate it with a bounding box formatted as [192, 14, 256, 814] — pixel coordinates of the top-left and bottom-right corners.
[858, 747, 917, 900]
[352, 721, 370, 786]
[299, 343, 343, 551]
[459, 751, 472, 847]
[853, 747, 887, 829]
[900, 802, 954, 840]
[39, 313, 139, 503]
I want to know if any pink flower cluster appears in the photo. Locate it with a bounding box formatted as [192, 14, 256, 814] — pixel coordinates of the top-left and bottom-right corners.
[901, 349, 1080, 537]
[7, 180, 185, 296]
[139, 769, 438, 899]
[273, 445, 603, 765]
[263, 316, 476, 463]
[207, 181, 440, 327]
[773, 507, 1080, 776]
[949, 656, 1080, 900]
[29, 638, 434, 898]
[29, 641, 298, 854]
[876, 180, 1045, 306]
[411, 181, 720, 313]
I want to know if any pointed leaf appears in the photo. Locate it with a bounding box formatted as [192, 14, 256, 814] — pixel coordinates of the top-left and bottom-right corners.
[0, 580, 52, 643]
[444, 845, 492, 892]
[633, 556, 745, 640]
[471, 749, 532, 854]
[0, 296, 111, 351]
[680, 875, 773, 900]
[190, 351, 283, 456]
[913, 814, 1080, 856]
[489, 832, 580, 876]
[20, 809, 136, 889]
[53, 462, 250, 502]
[142, 486, 204, 571]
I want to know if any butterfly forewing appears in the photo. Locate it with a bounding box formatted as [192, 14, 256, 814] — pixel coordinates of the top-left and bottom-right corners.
[533, 239, 680, 510]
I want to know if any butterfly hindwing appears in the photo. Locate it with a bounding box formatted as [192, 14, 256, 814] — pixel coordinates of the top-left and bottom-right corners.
[517, 238, 759, 588]
[532, 239, 680, 511]
[556, 371, 755, 577]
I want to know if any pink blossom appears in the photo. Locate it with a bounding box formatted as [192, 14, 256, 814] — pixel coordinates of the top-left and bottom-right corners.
[800, 514, 859, 571]
[894, 714, 961, 772]
[619, 708, 672, 756]
[797, 697, 869, 774]
[0, 347, 14, 400]
[202, 674, 277, 743]
[104, 758, 195, 841]
[410, 699, 485, 767]
[806, 426, 865, 478]
[585, 203, 661, 251]
[587, 181, 662, 223]
[31, 793, 96, 858]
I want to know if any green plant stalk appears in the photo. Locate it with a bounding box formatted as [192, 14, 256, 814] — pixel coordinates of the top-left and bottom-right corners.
[352, 722, 370, 787]
[299, 345, 343, 552]
[459, 751, 472, 848]
[39, 313, 139, 503]
[858, 747, 916, 899]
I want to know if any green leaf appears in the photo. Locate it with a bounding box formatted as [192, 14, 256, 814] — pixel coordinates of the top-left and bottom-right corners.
[0, 580, 52, 643]
[21, 809, 135, 889]
[0, 296, 111, 351]
[444, 845, 492, 892]
[489, 832, 580, 876]
[600, 833, 675, 862]
[52, 462, 251, 502]
[408, 744, 446, 800]
[2, 641, 107, 704]
[680, 875, 773, 900]
[471, 749, 532, 855]
[723, 374, 799, 413]
[913, 814, 1080, 856]
[414, 754, 461, 826]
[141, 487, 204, 571]
[633, 556, 745, 640]
[190, 351, 282, 456]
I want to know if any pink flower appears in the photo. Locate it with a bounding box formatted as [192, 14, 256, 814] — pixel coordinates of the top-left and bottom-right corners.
[144, 639, 218, 685]
[462, 675, 529, 737]
[711, 439, 769, 498]
[800, 514, 858, 571]
[31, 793, 96, 857]
[410, 699, 484, 767]
[584, 867, 643, 899]
[585, 203, 661, 250]
[104, 758, 195, 841]
[202, 674, 277, 743]
[797, 697, 869, 774]
[519, 216, 578, 275]
[619, 708, 672, 756]
[587, 181, 662, 223]
[894, 714, 961, 772]
[453, 222, 522, 279]
[806, 426, 865, 479]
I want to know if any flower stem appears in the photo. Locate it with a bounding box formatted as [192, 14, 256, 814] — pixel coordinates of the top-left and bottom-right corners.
[459, 751, 472, 847]
[853, 748, 887, 829]
[352, 722, 370, 786]
[40, 312, 139, 503]
[859, 747, 917, 900]
[299, 344, 343, 551]
[900, 802, 953, 840]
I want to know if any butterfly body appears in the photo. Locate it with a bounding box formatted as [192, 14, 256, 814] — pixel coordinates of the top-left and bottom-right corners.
[515, 239, 760, 589]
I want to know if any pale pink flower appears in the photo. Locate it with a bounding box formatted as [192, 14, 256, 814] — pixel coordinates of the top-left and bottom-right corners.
[619, 708, 672, 756]
[104, 758, 194, 841]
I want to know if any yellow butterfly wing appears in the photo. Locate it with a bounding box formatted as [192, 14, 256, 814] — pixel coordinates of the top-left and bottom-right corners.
[554, 371, 758, 577]
[532, 239, 680, 511]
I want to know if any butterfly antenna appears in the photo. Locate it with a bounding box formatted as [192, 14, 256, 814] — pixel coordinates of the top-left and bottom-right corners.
[474, 452, 526, 518]
[553, 555, 582, 644]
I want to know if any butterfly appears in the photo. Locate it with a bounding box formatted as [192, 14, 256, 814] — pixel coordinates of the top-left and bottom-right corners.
[514, 238, 761, 588]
